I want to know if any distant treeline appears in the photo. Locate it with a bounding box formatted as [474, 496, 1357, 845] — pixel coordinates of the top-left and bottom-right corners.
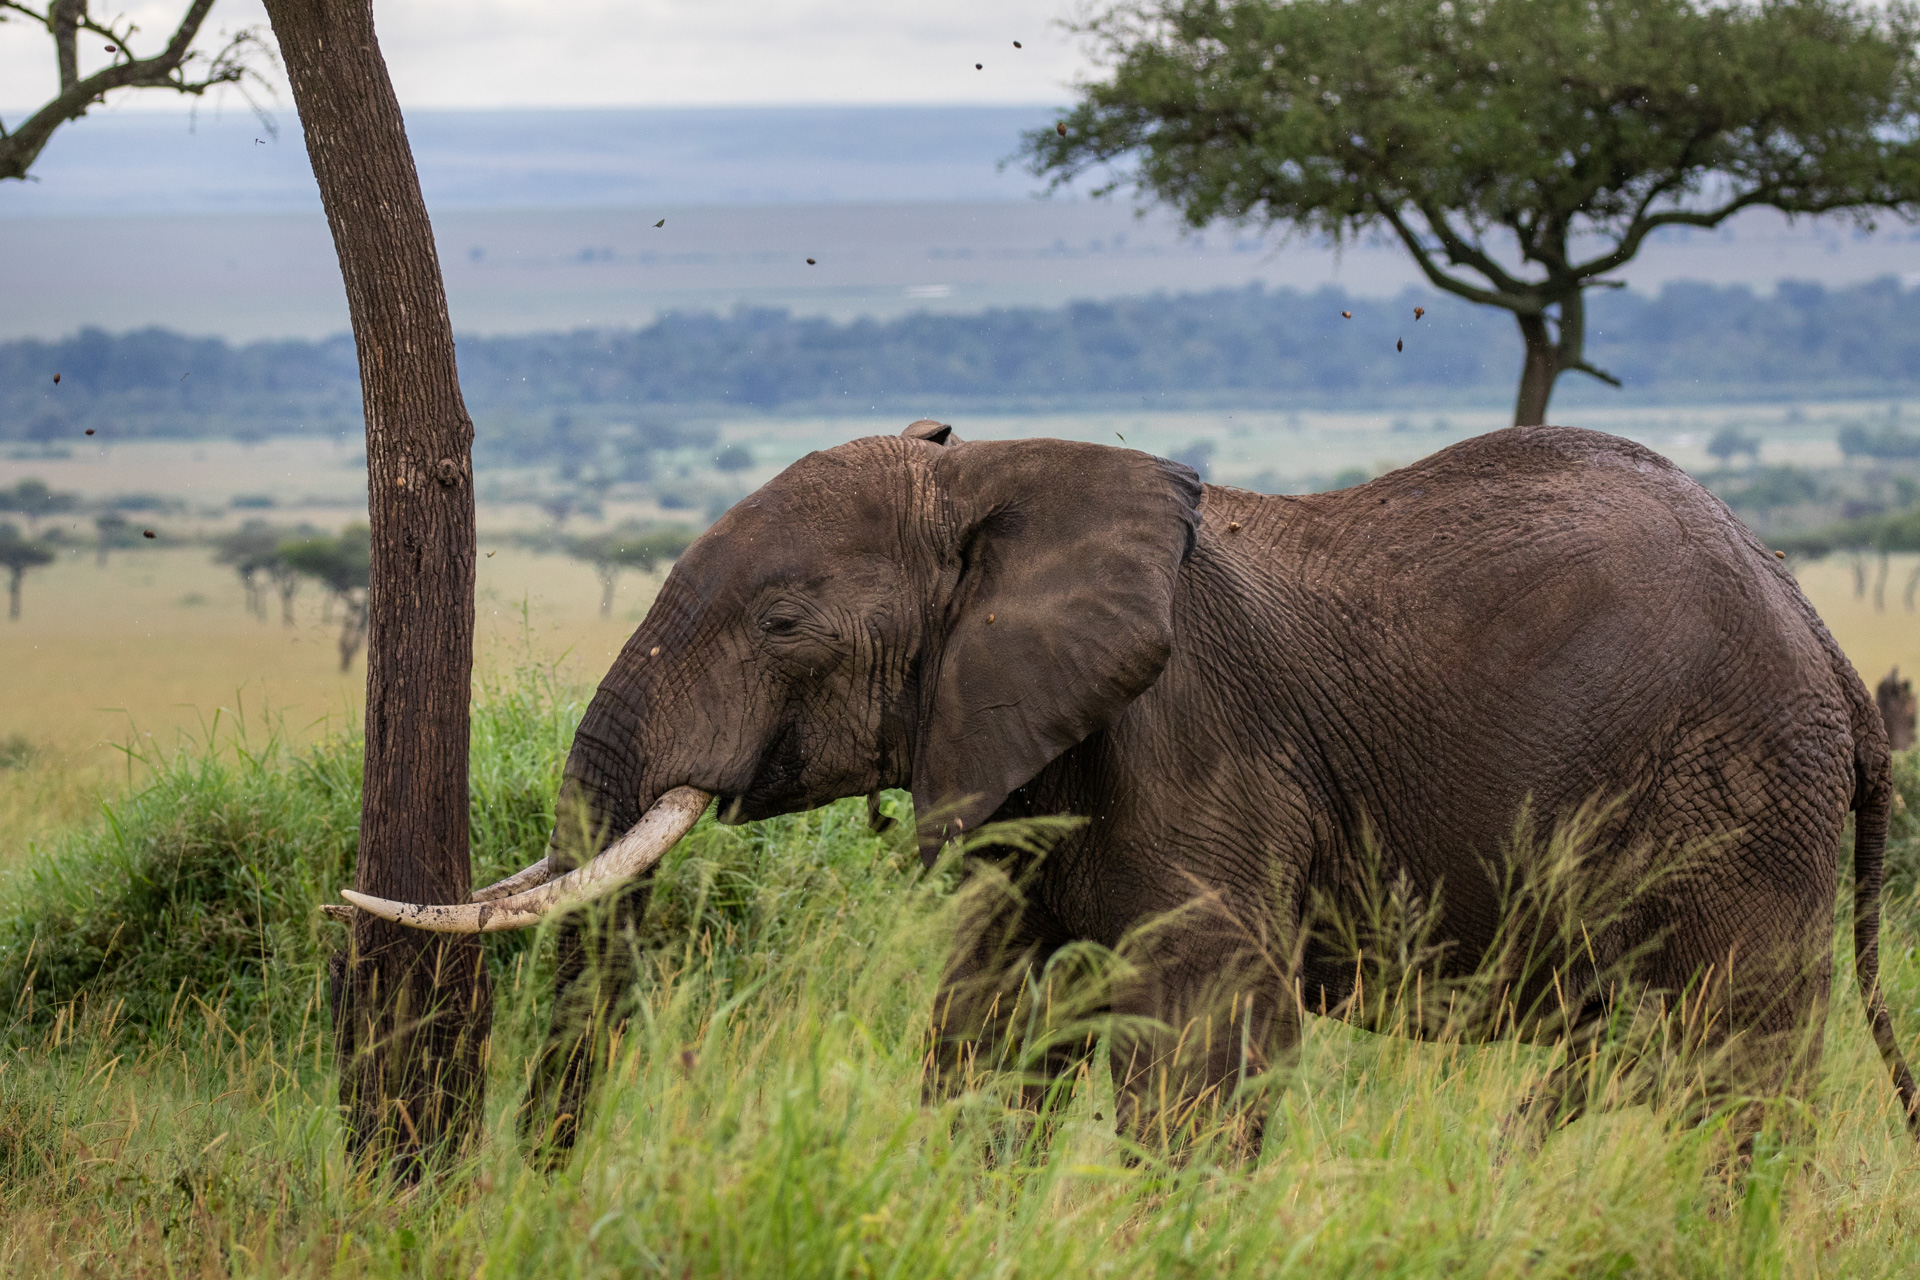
[7, 278, 1920, 462]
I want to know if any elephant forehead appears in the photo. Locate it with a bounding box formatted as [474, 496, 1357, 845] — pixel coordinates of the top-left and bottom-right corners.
[665, 444, 933, 612]
[717, 441, 927, 551]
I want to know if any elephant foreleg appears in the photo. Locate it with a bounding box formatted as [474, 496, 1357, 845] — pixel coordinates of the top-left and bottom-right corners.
[518, 880, 651, 1170]
[1110, 933, 1295, 1158]
[924, 872, 1090, 1125]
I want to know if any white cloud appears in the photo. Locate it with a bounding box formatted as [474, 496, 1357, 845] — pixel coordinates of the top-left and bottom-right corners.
[1, 0, 1100, 114]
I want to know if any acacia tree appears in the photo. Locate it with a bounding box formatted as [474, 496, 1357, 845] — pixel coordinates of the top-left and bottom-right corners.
[216, 520, 311, 622]
[564, 526, 693, 617]
[0, 1, 271, 182]
[0, 523, 55, 620]
[93, 511, 133, 566]
[260, 0, 488, 1176]
[1027, 0, 1920, 424]
[0, 479, 77, 532]
[216, 521, 279, 618]
[279, 527, 370, 666]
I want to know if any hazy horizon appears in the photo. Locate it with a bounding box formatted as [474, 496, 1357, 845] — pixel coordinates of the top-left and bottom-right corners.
[4, 106, 1919, 342]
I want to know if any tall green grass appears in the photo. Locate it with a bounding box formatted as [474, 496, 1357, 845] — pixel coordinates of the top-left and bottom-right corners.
[3, 672, 1920, 1276]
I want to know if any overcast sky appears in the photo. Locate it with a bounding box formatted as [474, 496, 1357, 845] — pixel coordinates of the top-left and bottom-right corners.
[1, 0, 1098, 113]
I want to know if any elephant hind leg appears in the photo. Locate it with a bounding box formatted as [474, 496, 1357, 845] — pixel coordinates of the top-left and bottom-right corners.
[1643, 947, 1830, 1159]
[1509, 937, 1833, 1161]
[1499, 996, 1646, 1151]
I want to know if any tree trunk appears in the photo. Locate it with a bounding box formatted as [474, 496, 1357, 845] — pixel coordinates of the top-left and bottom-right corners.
[1513, 312, 1560, 427]
[262, 0, 491, 1177]
[6, 568, 19, 621]
[339, 590, 370, 672]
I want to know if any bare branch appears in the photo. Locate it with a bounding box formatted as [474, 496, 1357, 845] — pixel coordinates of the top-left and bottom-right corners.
[1374, 202, 1531, 313]
[1566, 360, 1623, 388]
[0, 0, 272, 183]
[1570, 188, 1775, 280]
[52, 0, 81, 90]
[1410, 200, 1541, 301]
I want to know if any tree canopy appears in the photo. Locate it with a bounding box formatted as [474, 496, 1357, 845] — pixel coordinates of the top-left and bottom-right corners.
[0, 478, 79, 524]
[1026, 0, 1920, 424]
[278, 526, 370, 598]
[1840, 422, 1920, 460]
[216, 520, 314, 621]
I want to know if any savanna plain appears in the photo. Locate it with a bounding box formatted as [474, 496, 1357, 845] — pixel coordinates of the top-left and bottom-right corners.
[5, 409, 1920, 1277]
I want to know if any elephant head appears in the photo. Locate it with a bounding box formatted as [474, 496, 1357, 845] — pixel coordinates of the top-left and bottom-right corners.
[344, 426, 1202, 929]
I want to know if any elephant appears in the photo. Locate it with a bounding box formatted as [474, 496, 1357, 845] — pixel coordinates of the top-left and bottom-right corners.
[347, 421, 1918, 1156]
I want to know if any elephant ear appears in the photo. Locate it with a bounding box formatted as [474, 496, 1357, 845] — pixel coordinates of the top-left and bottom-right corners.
[903, 419, 961, 445]
[913, 439, 1202, 865]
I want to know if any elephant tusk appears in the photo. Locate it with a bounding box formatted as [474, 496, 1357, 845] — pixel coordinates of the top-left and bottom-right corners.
[323, 855, 556, 923]
[341, 787, 712, 934]
[471, 856, 554, 901]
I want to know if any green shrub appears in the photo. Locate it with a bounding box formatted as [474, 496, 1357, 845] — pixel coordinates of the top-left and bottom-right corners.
[0, 665, 583, 1042]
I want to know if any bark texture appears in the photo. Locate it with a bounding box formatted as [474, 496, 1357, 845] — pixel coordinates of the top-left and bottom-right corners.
[262, 0, 491, 1174]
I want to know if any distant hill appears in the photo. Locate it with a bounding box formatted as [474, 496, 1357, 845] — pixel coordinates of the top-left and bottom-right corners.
[6, 278, 1920, 466]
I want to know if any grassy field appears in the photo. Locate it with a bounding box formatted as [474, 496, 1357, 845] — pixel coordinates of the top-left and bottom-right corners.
[2, 672, 1920, 1276]
[0, 544, 664, 866]
[7, 394, 1890, 515]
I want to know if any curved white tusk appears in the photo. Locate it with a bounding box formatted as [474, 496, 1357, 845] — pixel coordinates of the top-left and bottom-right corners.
[341, 787, 712, 934]
[471, 856, 553, 902]
[324, 855, 556, 922]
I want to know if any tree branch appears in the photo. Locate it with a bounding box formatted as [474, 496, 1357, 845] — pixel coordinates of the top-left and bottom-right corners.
[1570, 188, 1775, 280]
[1410, 199, 1540, 301]
[0, 0, 266, 183]
[1566, 359, 1623, 388]
[52, 0, 81, 91]
[1374, 202, 1522, 311]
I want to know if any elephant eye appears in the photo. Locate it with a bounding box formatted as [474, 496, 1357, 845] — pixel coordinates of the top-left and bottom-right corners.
[762, 613, 803, 636]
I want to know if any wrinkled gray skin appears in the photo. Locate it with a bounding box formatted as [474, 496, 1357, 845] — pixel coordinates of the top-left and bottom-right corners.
[524, 423, 1915, 1157]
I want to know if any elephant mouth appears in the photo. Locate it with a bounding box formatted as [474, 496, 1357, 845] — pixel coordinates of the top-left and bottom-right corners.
[714, 722, 827, 822]
[711, 786, 800, 825]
